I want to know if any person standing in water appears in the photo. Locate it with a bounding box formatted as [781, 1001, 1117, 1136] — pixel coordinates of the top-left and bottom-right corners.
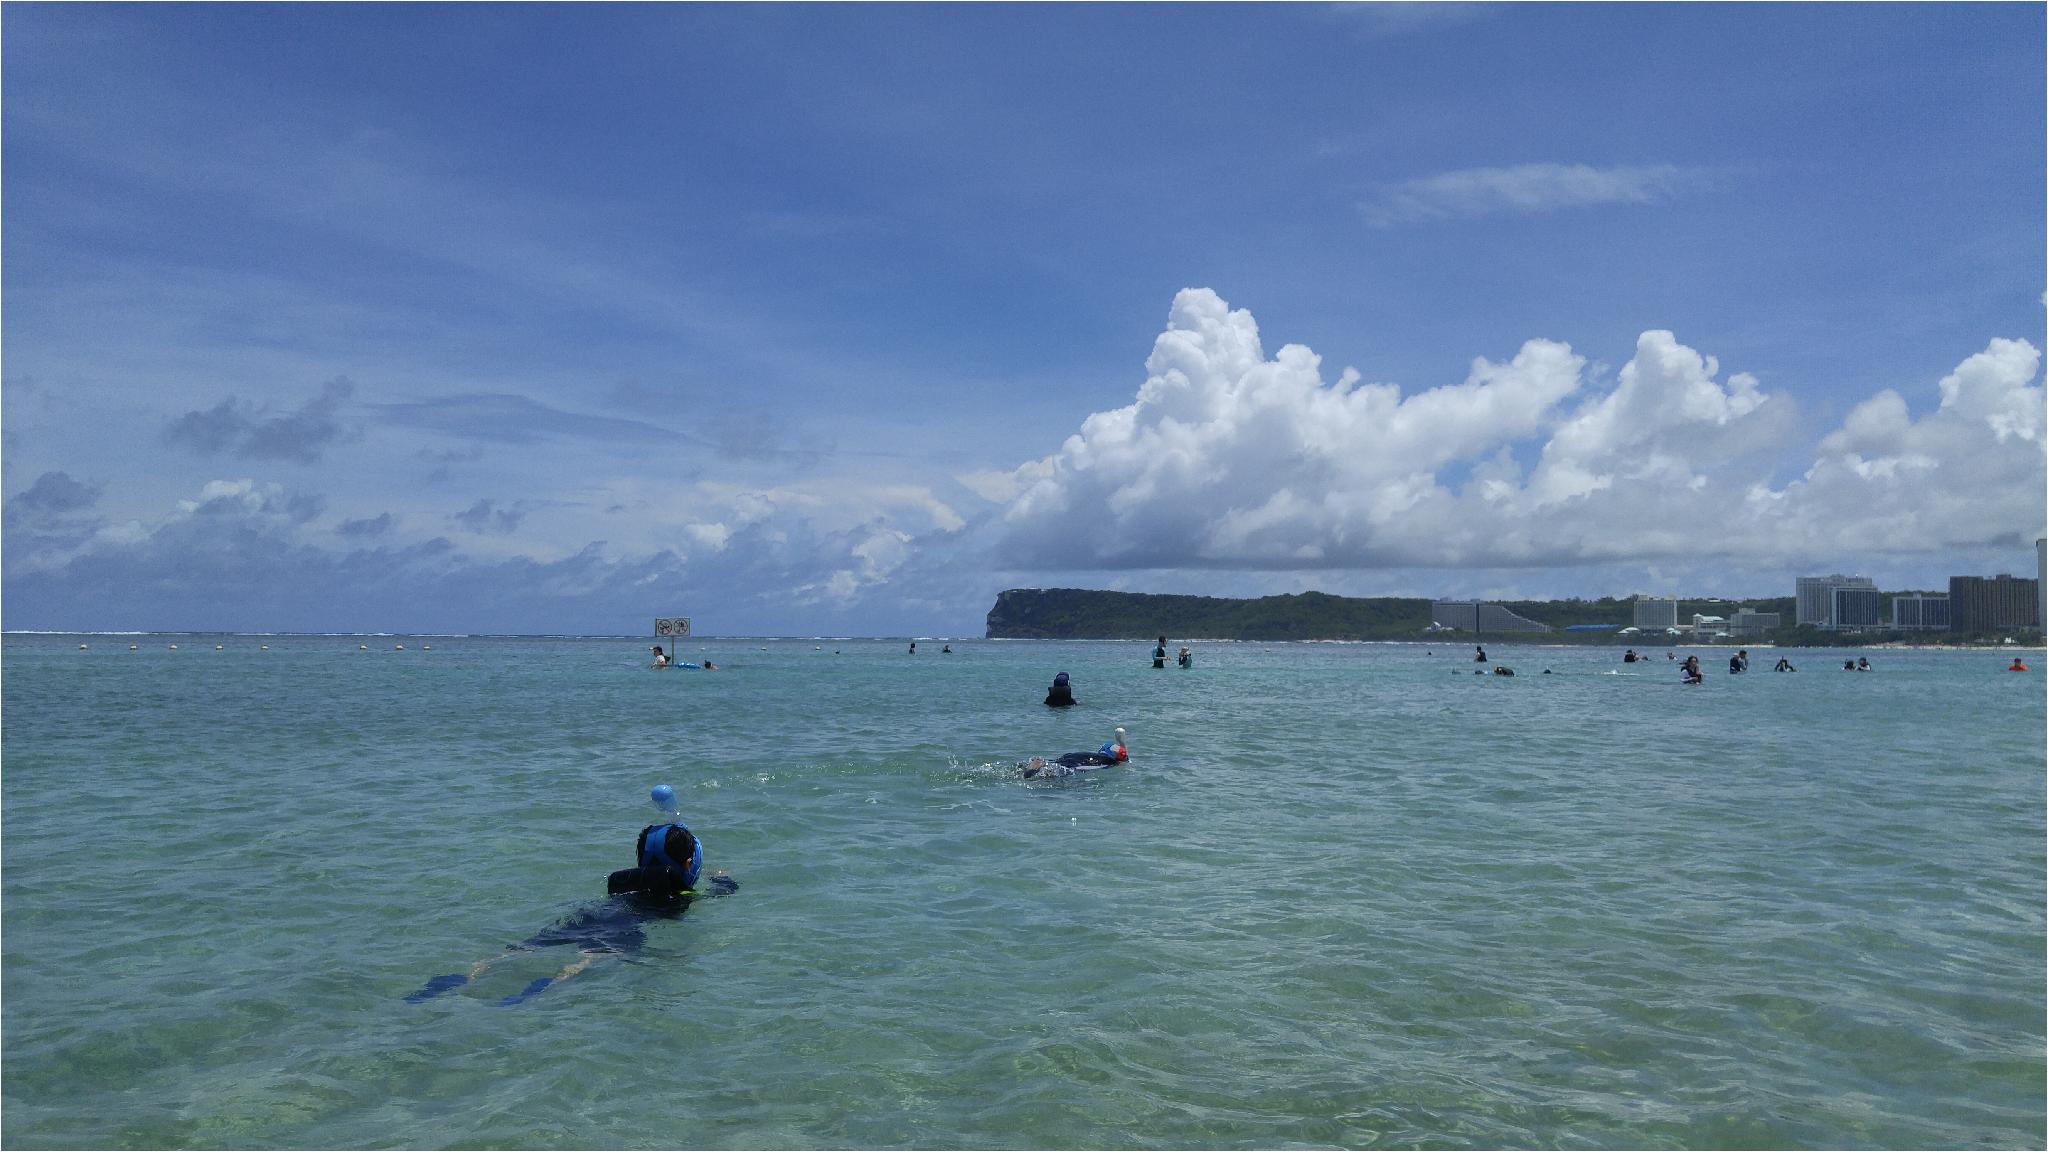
[1045, 671, 1076, 707]
[1177, 646, 1192, 668]
[650, 645, 670, 668]
[1152, 636, 1168, 669]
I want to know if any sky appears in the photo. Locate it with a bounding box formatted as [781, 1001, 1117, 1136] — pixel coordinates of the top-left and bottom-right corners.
[4, 3, 2043, 636]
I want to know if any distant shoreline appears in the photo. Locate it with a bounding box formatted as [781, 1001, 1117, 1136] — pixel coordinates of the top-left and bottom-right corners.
[981, 587, 2043, 647]
[8, 631, 2039, 651]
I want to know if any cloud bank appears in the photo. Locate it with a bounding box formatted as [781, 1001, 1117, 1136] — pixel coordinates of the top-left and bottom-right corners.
[6, 289, 2040, 634]
[993, 288, 2043, 573]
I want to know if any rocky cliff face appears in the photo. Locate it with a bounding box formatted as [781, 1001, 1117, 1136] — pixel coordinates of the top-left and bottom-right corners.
[983, 588, 1038, 637]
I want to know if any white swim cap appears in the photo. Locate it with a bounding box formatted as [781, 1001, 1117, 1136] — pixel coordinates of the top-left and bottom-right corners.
[1114, 727, 1126, 741]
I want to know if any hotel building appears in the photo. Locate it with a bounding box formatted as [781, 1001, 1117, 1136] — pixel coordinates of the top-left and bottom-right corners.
[1632, 597, 1679, 631]
[1890, 595, 1950, 631]
[1948, 574, 2043, 634]
[1795, 574, 1875, 630]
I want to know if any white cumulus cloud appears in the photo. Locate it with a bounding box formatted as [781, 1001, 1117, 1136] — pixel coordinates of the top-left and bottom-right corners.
[994, 288, 2045, 574]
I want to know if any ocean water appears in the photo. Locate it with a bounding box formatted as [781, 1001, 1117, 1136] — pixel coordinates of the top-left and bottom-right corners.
[3, 634, 2042, 1150]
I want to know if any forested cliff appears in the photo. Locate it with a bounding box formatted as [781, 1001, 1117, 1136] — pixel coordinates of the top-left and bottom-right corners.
[985, 588, 1431, 640]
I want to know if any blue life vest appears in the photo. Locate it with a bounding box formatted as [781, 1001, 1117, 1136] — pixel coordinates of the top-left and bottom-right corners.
[639, 822, 703, 889]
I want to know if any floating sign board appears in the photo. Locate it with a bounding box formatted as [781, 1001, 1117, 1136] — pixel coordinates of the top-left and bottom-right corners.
[654, 617, 692, 637]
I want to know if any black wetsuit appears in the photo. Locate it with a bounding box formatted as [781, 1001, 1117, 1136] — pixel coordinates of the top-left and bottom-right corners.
[406, 875, 737, 1005]
[520, 878, 739, 954]
[1022, 751, 1121, 778]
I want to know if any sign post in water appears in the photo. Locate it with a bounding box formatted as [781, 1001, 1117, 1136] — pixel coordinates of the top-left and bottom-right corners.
[654, 617, 691, 638]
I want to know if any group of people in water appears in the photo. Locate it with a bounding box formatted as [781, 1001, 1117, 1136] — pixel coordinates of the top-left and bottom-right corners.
[1472, 643, 1900, 684]
[649, 645, 716, 671]
[1618, 645, 1893, 682]
[1027, 635, 1203, 779]
[424, 630, 2034, 1006]
[1150, 636, 1193, 669]
[1675, 648, 1860, 682]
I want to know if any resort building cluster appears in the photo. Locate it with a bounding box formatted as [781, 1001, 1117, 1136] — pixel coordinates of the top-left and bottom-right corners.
[1431, 538, 2047, 640]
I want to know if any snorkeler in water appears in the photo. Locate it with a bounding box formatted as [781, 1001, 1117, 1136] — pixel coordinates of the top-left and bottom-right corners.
[1020, 728, 1128, 778]
[405, 785, 735, 1006]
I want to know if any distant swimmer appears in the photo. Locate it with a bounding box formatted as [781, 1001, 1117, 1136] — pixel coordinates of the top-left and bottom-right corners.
[1774, 657, 1796, 672]
[1843, 659, 1856, 670]
[1177, 646, 1192, 668]
[1857, 657, 1871, 671]
[1044, 671, 1076, 707]
[1153, 636, 1168, 669]
[941, 644, 952, 654]
[1492, 665, 1514, 677]
[1681, 656, 1703, 684]
[2010, 657, 2030, 671]
[1623, 649, 1640, 663]
[909, 641, 917, 655]
[405, 785, 735, 1007]
[1728, 649, 1748, 674]
[1474, 646, 1487, 662]
[650, 645, 671, 669]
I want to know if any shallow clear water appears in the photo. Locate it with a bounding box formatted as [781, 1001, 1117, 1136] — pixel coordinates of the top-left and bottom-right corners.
[4, 635, 2042, 1149]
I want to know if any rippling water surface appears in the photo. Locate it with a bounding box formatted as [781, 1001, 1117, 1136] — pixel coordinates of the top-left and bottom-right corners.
[4, 635, 2042, 1148]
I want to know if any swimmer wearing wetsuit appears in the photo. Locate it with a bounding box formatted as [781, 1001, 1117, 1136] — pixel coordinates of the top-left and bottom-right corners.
[1021, 728, 1128, 777]
[405, 785, 735, 1006]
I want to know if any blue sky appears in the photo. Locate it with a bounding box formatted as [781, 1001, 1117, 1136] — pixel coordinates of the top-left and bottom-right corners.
[5, 3, 2043, 635]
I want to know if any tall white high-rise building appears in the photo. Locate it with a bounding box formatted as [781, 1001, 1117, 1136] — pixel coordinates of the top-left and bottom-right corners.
[1796, 574, 1875, 629]
[1632, 596, 1678, 630]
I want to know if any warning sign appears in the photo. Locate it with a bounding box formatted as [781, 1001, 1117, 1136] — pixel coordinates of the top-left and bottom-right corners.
[654, 617, 691, 637]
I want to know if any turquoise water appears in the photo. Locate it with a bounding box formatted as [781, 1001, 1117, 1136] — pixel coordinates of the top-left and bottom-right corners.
[3, 635, 2042, 1149]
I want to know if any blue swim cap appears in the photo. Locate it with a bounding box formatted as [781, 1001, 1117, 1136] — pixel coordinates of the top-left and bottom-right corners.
[650, 784, 677, 812]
